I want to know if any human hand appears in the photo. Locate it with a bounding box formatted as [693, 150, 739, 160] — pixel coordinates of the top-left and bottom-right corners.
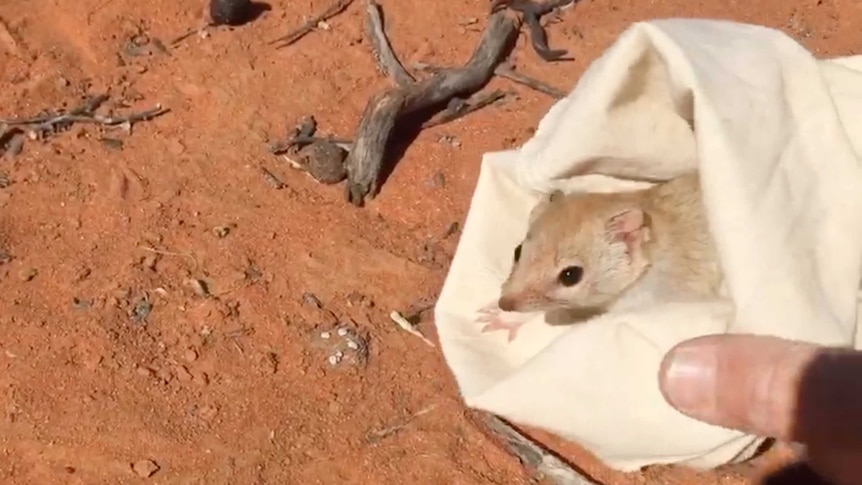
[658, 334, 862, 485]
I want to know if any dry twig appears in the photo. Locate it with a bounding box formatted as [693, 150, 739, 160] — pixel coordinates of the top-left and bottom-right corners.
[414, 61, 566, 99]
[490, 0, 576, 62]
[344, 11, 521, 205]
[389, 311, 435, 347]
[365, 404, 438, 443]
[480, 414, 600, 485]
[495, 63, 566, 98]
[138, 246, 199, 271]
[270, 0, 356, 48]
[422, 90, 508, 129]
[0, 95, 168, 137]
[364, 0, 414, 87]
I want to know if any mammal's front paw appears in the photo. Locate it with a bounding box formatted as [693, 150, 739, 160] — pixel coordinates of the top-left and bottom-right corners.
[474, 302, 525, 343]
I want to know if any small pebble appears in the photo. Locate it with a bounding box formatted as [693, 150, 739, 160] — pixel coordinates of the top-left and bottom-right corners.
[336, 327, 348, 337]
[136, 366, 155, 377]
[18, 267, 37, 282]
[429, 171, 446, 189]
[327, 355, 339, 366]
[198, 405, 219, 421]
[183, 349, 198, 362]
[209, 0, 250, 26]
[346, 340, 359, 350]
[213, 225, 231, 238]
[142, 254, 158, 270]
[334, 351, 344, 359]
[187, 278, 210, 297]
[175, 365, 193, 382]
[320, 331, 331, 339]
[132, 459, 159, 478]
[302, 292, 322, 308]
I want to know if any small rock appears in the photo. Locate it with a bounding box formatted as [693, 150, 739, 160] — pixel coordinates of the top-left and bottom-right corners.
[302, 292, 322, 308]
[72, 297, 92, 310]
[131, 298, 152, 323]
[175, 365, 193, 382]
[192, 371, 209, 386]
[18, 267, 36, 282]
[183, 349, 198, 362]
[209, 0, 251, 26]
[320, 331, 331, 339]
[212, 225, 231, 238]
[142, 254, 158, 271]
[259, 352, 278, 374]
[443, 221, 460, 238]
[198, 404, 219, 421]
[429, 172, 446, 189]
[132, 459, 159, 478]
[292, 141, 348, 184]
[346, 291, 373, 308]
[187, 278, 210, 297]
[74, 266, 91, 281]
[100, 138, 124, 150]
[136, 366, 155, 377]
[4, 134, 24, 158]
[337, 327, 348, 337]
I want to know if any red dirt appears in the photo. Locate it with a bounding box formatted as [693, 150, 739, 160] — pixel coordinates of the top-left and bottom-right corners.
[0, 0, 858, 484]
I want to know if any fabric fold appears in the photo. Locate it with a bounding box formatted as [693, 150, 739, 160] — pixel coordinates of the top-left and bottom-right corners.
[435, 19, 862, 471]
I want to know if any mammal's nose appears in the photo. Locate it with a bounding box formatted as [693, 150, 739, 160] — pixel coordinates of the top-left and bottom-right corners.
[498, 296, 515, 312]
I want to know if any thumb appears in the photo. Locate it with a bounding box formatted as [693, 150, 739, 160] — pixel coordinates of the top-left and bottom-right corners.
[658, 334, 862, 446]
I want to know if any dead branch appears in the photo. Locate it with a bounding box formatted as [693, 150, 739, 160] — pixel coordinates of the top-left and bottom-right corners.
[422, 90, 508, 129]
[270, 95, 504, 158]
[344, 11, 521, 206]
[414, 61, 565, 99]
[268, 115, 320, 154]
[364, 0, 414, 87]
[495, 63, 566, 98]
[0, 95, 168, 136]
[169, 24, 208, 46]
[279, 135, 353, 152]
[480, 414, 600, 485]
[270, 0, 356, 48]
[490, 0, 576, 62]
[364, 404, 438, 443]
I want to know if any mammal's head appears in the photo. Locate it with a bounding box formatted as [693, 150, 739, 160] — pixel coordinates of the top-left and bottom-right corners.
[497, 190, 652, 313]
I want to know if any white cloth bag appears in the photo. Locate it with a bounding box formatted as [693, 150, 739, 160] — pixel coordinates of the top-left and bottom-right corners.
[435, 18, 862, 471]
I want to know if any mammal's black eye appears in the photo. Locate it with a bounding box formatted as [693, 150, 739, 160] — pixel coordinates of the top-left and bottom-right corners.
[513, 244, 522, 263]
[557, 266, 583, 287]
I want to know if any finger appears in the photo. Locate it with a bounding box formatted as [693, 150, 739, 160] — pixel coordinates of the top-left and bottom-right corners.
[807, 444, 862, 485]
[658, 334, 862, 446]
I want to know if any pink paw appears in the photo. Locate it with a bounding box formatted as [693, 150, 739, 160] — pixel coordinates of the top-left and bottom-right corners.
[475, 303, 526, 343]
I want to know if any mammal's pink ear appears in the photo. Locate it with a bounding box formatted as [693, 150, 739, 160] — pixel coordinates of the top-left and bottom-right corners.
[606, 208, 644, 237]
[605, 209, 649, 256]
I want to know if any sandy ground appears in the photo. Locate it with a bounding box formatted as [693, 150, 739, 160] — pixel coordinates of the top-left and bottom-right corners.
[0, 0, 859, 484]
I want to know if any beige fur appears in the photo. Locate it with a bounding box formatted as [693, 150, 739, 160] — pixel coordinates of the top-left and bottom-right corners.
[497, 172, 723, 323]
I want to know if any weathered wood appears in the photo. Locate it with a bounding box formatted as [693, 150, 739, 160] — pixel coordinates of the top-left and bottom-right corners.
[344, 11, 521, 206]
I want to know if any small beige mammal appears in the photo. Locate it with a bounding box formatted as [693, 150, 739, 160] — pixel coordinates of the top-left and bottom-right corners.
[477, 172, 723, 342]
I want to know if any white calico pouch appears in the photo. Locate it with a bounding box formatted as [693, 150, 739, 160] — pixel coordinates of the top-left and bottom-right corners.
[435, 19, 862, 471]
